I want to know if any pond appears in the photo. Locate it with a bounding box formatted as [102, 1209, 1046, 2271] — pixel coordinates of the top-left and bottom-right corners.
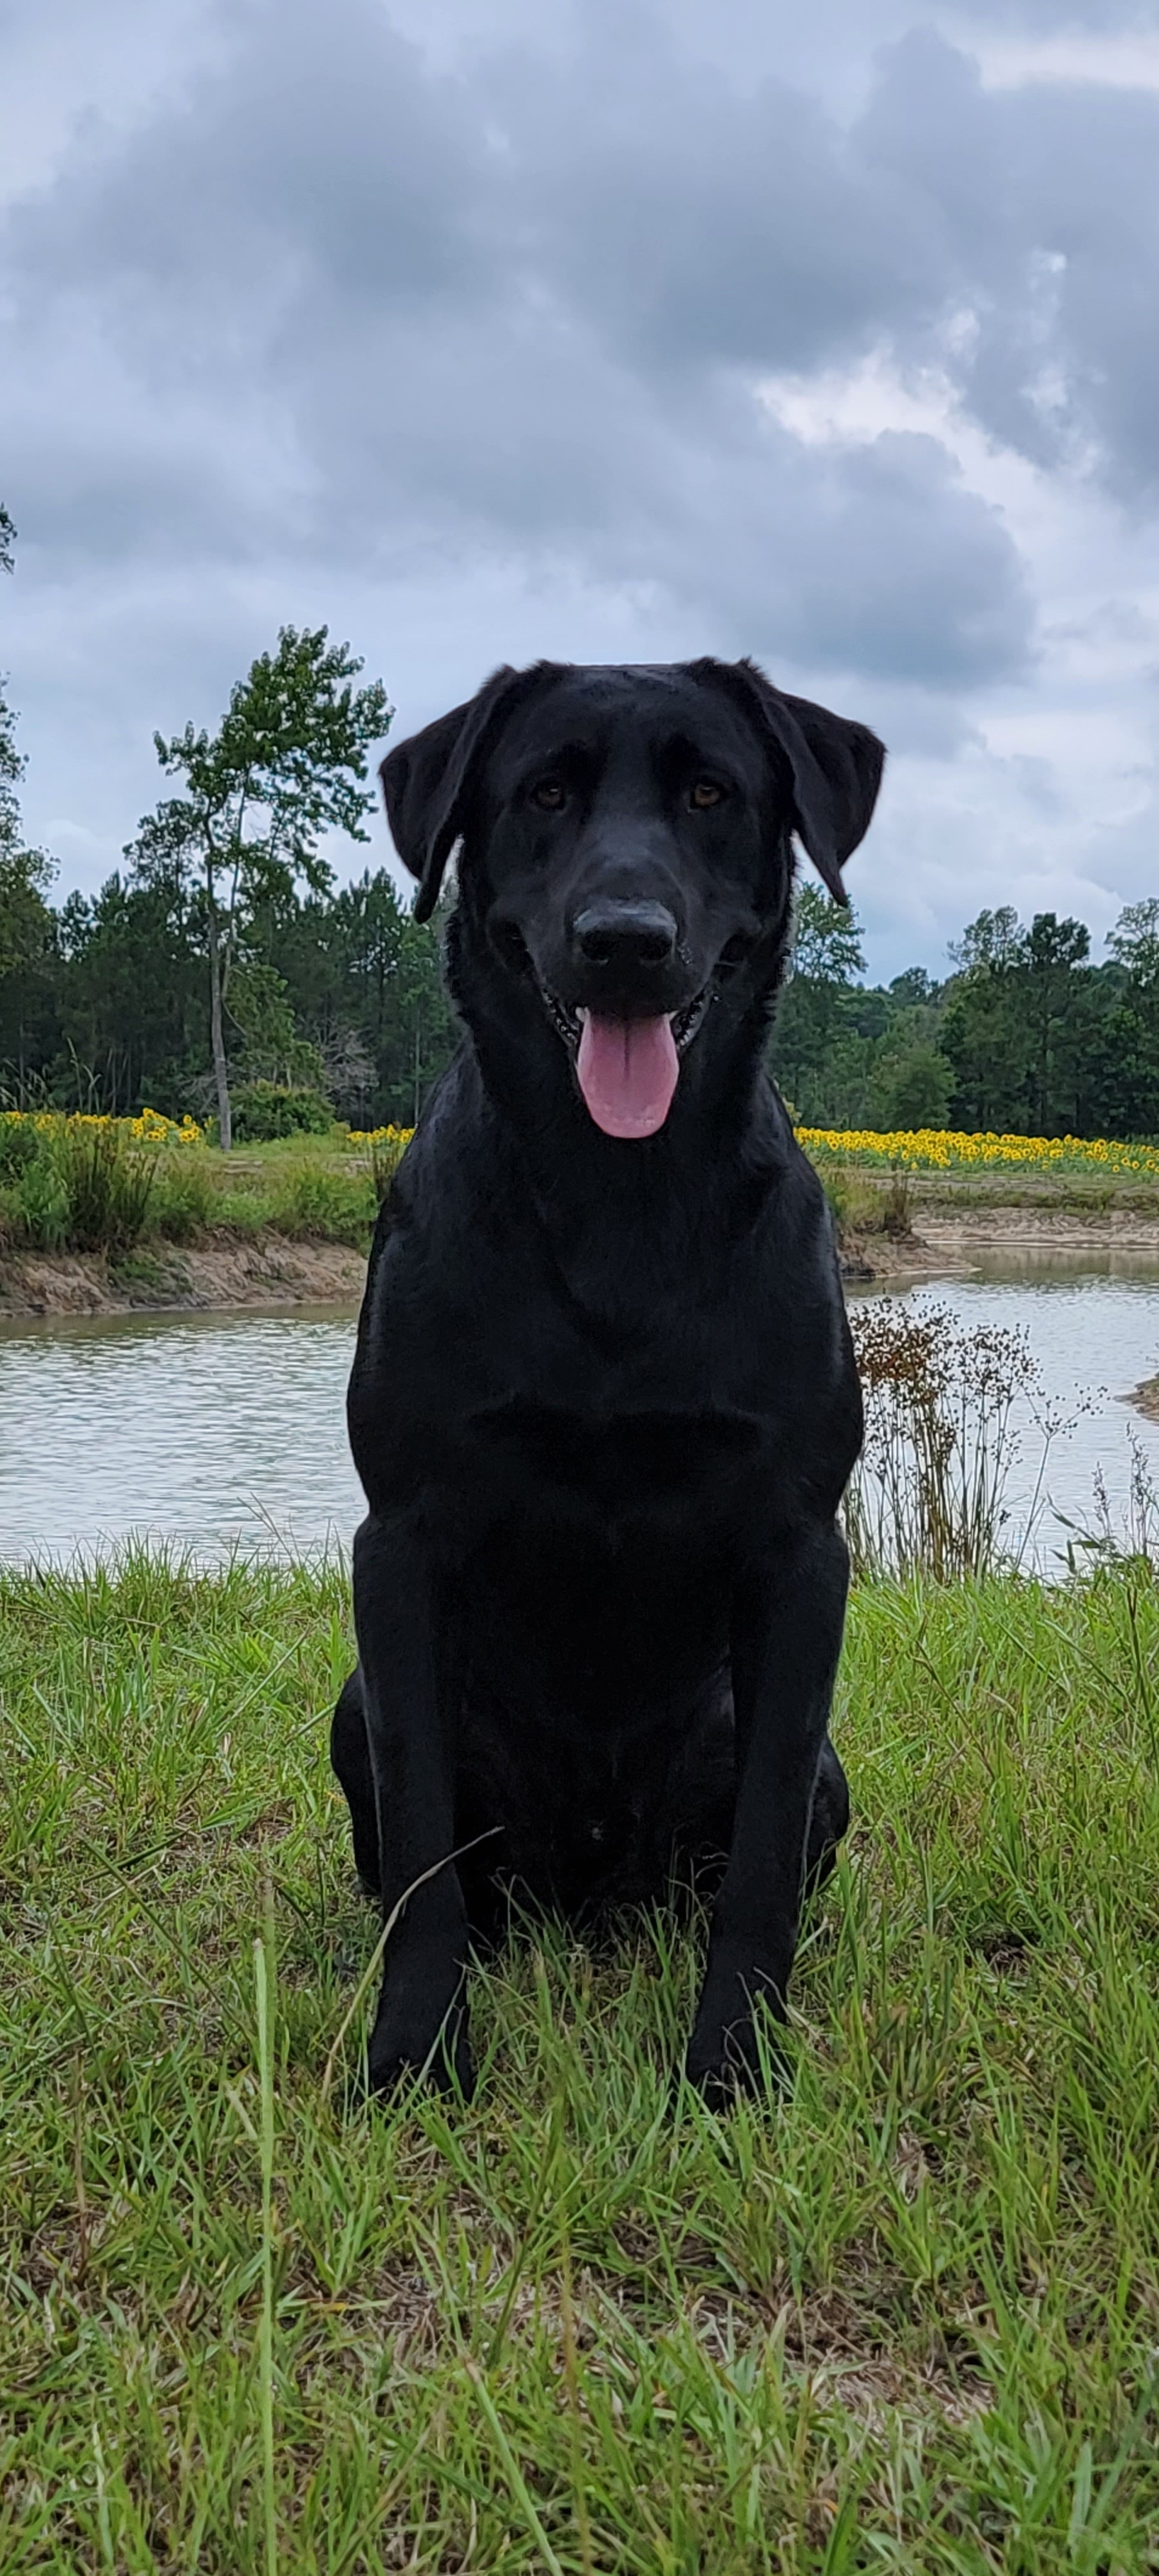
[1, 1255, 1158, 1569]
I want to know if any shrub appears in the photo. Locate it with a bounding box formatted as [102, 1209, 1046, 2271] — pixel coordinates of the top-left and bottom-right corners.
[867, 1040, 954, 1132]
[845, 1298, 1046, 1580]
[231, 1083, 335, 1143]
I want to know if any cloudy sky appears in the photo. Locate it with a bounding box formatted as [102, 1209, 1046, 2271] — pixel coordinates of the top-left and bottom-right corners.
[3, 0, 1158, 980]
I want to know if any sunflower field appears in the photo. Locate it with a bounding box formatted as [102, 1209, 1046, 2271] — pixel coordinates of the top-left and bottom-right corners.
[797, 1125, 1159, 1180]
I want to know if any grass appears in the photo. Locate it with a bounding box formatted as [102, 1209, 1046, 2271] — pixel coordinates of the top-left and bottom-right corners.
[5, 1112, 1159, 1284]
[0, 1126, 405, 1263]
[8, 1105, 1159, 1287]
[2, 1553, 1158, 2570]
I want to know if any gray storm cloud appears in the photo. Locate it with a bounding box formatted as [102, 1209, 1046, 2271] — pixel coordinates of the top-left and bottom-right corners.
[1, 0, 1158, 971]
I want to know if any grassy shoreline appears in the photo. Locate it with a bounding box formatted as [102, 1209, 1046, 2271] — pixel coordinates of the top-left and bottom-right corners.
[3, 1124, 1159, 1318]
[3, 1553, 1158, 2570]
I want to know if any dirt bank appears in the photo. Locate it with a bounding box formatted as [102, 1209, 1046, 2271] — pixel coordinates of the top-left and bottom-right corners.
[5, 1204, 1159, 1320]
[840, 1205, 1159, 1283]
[915, 1208, 1159, 1255]
[838, 1231, 945, 1282]
[0, 1233, 367, 1319]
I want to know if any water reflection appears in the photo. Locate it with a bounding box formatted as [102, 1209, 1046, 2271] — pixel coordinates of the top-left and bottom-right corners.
[0, 1256, 1157, 1568]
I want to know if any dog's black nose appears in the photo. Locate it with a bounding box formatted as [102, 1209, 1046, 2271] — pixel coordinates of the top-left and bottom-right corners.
[572, 901, 678, 970]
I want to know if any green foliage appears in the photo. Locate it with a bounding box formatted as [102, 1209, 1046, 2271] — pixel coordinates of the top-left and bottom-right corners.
[1, 1555, 1158, 2568]
[153, 626, 392, 889]
[137, 626, 392, 1147]
[1109, 898, 1159, 990]
[773, 886, 874, 1124]
[774, 893, 1159, 1141]
[788, 882, 867, 985]
[0, 835, 55, 984]
[231, 1080, 335, 1143]
[821, 1161, 915, 1242]
[941, 909, 1110, 1136]
[53, 1117, 157, 1253]
[869, 1035, 954, 1131]
[0, 510, 59, 1025]
[0, 1110, 38, 1180]
[50, 868, 202, 1113]
[226, 957, 326, 1087]
[0, 1116, 156, 1255]
[147, 1149, 220, 1244]
[0, 1133, 68, 1248]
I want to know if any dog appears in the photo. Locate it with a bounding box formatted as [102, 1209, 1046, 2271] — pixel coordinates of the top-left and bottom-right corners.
[332, 656, 884, 2100]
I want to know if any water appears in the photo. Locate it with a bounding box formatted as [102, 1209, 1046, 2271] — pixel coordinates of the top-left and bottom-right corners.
[0, 1305, 363, 1566]
[1, 1258, 1157, 1569]
[846, 1256, 1159, 1571]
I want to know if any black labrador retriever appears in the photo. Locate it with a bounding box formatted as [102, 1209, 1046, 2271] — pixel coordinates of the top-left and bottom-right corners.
[332, 656, 884, 2099]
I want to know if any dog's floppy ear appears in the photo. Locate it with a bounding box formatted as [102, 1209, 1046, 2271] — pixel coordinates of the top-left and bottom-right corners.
[704, 658, 885, 907]
[380, 663, 534, 923]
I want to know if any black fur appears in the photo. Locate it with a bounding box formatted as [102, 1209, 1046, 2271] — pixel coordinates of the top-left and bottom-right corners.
[333, 657, 884, 2099]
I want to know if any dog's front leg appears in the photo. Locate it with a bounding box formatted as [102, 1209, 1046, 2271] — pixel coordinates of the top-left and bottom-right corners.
[686, 1520, 849, 2099]
[352, 1511, 472, 2098]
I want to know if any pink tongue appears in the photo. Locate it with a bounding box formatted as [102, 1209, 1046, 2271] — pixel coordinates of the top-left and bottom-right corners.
[576, 1013, 680, 1138]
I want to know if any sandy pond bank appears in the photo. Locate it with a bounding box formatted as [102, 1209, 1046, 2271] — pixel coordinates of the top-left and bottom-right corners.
[4, 1206, 1159, 1319]
[914, 1207, 1159, 1256]
[838, 1205, 1159, 1289]
[0, 1233, 367, 1320]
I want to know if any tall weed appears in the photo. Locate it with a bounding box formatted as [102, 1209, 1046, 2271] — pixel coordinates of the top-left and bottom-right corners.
[846, 1298, 1052, 1580]
[369, 1130, 410, 1202]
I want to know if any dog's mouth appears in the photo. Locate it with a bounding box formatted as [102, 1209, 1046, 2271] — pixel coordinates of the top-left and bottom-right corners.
[542, 987, 711, 1139]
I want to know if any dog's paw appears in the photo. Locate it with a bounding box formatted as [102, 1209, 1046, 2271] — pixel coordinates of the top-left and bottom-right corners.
[363, 1982, 474, 2103]
[684, 2016, 790, 2107]
[684, 1958, 790, 2105]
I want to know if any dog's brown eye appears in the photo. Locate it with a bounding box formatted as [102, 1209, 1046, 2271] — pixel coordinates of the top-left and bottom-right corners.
[690, 781, 722, 810]
[532, 779, 566, 811]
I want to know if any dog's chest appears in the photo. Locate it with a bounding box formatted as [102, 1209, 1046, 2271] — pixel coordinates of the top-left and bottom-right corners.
[467, 1387, 766, 1517]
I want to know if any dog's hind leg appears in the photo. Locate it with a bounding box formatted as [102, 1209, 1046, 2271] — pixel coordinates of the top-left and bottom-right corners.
[330, 1667, 382, 1898]
[804, 1734, 849, 1896]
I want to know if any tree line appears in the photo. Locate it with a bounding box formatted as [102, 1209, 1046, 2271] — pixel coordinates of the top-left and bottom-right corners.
[3, 508, 1158, 1141]
[776, 886, 1159, 1139]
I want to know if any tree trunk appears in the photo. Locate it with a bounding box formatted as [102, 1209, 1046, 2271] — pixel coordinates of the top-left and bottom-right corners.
[207, 899, 232, 1151]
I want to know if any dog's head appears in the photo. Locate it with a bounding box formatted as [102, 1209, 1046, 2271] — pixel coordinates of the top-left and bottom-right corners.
[381, 659, 884, 1141]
